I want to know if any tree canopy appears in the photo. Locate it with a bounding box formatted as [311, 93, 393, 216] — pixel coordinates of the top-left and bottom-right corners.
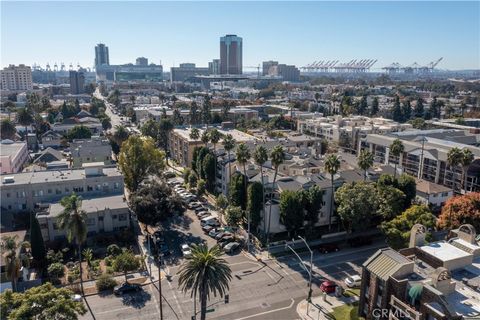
[67, 125, 92, 141]
[279, 191, 304, 237]
[437, 192, 480, 230]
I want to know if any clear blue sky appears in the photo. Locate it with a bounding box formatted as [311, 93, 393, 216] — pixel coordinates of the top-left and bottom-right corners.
[1, 1, 479, 71]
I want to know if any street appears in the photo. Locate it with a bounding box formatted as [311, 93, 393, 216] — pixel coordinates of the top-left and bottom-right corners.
[80, 205, 384, 320]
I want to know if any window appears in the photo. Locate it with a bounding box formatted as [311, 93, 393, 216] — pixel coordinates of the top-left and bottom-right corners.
[53, 223, 58, 230]
[98, 216, 104, 222]
[48, 189, 52, 194]
[87, 186, 93, 191]
[56, 189, 62, 195]
[17, 191, 25, 198]
[86, 218, 95, 226]
[118, 214, 127, 221]
[112, 215, 117, 219]
[73, 187, 84, 192]
[6, 193, 10, 198]
[114, 182, 120, 189]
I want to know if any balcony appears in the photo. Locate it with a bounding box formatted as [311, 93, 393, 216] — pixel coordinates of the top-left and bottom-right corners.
[389, 296, 421, 320]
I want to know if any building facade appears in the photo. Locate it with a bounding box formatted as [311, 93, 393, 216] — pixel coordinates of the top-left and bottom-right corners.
[170, 63, 209, 82]
[0, 64, 33, 91]
[262, 61, 278, 76]
[220, 35, 242, 75]
[69, 70, 85, 94]
[95, 43, 110, 67]
[136, 57, 148, 66]
[70, 138, 113, 168]
[208, 59, 220, 75]
[0, 140, 29, 174]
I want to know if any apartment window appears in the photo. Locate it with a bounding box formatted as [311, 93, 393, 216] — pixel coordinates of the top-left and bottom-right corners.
[442, 192, 449, 197]
[95, 184, 101, 191]
[87, 186, 93, 191]
[73, 187, 84, 192]
[6, 193, 10, 198]
[112, 215, 117, 219]
[65, 187, 70, 193]
[98, 216, 104, 222]
[17, 191, 25, 198]
[56, 189, 62, 195]
[118, 214, 127, 221]
[48, 189, 52, 194]
[114, 182, 120, 189]
[53, 223, 58, 230]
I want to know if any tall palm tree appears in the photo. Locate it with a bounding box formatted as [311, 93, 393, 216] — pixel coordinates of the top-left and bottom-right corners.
[0, 235, 30, 292]
[460, 148, 474, 193]
[57, 193, 87, 294]
[209, 129, 221, 189]
[324, 154, 340, 231]
[266, 146, 286, 247]
[253, 145, 269, 235]
[389, 139, 404, 178]
[447, 147, 463, 194]
[189, 127, 200, 141]
[357, 149, 374, 181]
[235, 143, 251, 250]
[222, 134, 236, 181]
[201, 130, 210, 147]
[178, 244, 232, 320]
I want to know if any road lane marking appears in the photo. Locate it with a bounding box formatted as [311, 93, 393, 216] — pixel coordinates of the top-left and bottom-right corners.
[233, 298, 295, 320]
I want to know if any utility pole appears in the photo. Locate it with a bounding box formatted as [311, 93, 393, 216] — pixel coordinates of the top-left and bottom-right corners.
[158, 254, 164, 320]
[286, 237, 314, 316]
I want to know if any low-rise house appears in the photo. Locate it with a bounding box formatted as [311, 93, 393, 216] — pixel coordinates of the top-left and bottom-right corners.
[0, 140, 29, 174]
[1, 164, 124, 213]
[40, 130, 63, 148]
[415, 178, 453, 210]
[36, 195, 130, 242]
[33, 147, 63, 165]
[70, 137, 113, 168]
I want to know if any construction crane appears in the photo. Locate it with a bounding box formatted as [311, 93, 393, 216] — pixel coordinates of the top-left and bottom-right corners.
[244, 65, 261, 77]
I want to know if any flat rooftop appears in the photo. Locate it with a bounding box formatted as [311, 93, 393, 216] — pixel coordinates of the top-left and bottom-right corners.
[419, 241, 471, 262]
[0, 141, 26, 157]
[46, 195, 128, 217]
[173, 127, 255, 143]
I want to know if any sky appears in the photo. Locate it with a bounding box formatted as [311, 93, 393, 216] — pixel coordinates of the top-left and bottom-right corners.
[1, 1, 479, 71]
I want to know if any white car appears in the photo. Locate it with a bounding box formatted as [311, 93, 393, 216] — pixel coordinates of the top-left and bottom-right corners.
[345, 275, 362, 288]
[181, 244, 192, 257]
[72, 294, 82, 302]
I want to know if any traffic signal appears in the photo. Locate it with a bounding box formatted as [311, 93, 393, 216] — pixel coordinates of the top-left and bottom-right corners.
[224, 294, 229, 304]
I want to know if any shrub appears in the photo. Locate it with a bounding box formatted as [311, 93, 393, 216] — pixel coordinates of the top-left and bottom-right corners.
[107, 244, 122, 257]
[96, 273, 117, 291]
[47, 262, 65, 279]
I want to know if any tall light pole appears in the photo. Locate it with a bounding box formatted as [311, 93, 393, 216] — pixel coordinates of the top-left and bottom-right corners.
[285, 237, 314, 315]
[158, 254, 164, 320]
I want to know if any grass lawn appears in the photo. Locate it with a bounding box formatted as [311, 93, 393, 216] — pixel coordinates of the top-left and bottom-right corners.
[329, 302, 364, 320]
[344, 288, 361, 297]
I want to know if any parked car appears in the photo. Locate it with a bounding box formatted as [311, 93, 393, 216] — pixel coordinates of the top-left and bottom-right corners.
[209, 229, 221, 238]
[202, 225, 214, 233]
[320, 281, 337, 293]
[181, 244, 192, 257]
[223, 242, 240, 254]
[345, 275, 362, 288]
[114, 282, 142, 296]
[197, 212, 210, 219]
[188, 202, 202, 209]
[215, 232, 232, 240]
[195, 207, 206, 213]
[318, 244, 339, 254]
[218, 235, 234, 245]
[348, 237, 372, 248]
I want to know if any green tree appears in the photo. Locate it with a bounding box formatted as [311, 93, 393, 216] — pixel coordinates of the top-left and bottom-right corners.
[335, 182, 379, 235]
[110, 125, 130, 154]
[141, 119, 160, 141]
[357, 149, 374, 181]
[202, 95, 211, 127]
[267, 146, 286, 242]
[189, 127, 200, 141]
[225, 206, 244, 227]
[402, 100, 412, 121]
[0, 119, 16, 140]
[158, 119, 174, 163]
[178, 244, 232, 320]
[370, 97, 379, 116]
[100, 115, 112, 131]
[209, 128, 221, 184]
[216, 194, 228, 224]
[389, 139, 404, 178]
[460, 148, 475, 192]
[172, 108, 184, 125]
[0, 283, 87, 320]
[190, 102, 199, 125]
[324, 154, 340, 230]
[82, 248, 93, 267]
[279, 191, 304, 238]
[447, 147, 463, 194]
[236, 142, 251, 245]
[398, 174, 417, 209]
[118, 136, 165, 192]
[408, 118, 426, 129]
[381, 205, 436, 249]
[67, 125, 92, 140]
[202, 153, 216, 192]
[247, 182, 264, 232]
[0, 235, 30, 292]
[228, 173, 246, 209]
[304, 186, 323, 237]
[113, 251, 140, 282]
[392, 95, 404, 122]
[201, 130, 210, 147]
[47, 262, 65, 281]
[29, 213, 46, 266]
[197, 179, 206, 196]
[57, 193, 87, 293]
[17, 108, 34, 138]
[96, 273, 117, 291]
[188, 173, 198, 190]
[223, 133, 236, 180]
[377, 185, 406, 220]
[414, 98, 424, 118]
[253, 145, 268, 233]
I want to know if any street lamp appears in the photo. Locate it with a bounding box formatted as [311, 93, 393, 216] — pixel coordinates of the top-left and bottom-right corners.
[158, 253, 164, 320]
[285, 236, 314, 315]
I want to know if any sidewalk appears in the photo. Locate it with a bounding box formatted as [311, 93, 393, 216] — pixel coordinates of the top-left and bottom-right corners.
[296, 293, 359, 320]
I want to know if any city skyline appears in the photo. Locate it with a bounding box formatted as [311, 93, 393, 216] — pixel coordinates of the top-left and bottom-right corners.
[1, 1, 479, 71]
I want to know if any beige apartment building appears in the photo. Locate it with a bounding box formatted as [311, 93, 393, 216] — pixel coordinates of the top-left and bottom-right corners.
[0, 64, 33, 91]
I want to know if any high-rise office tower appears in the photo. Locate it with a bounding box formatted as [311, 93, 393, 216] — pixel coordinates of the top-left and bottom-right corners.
[69, 70, 85, 94]
[95, 43, 110, 67]
[136, 57, 148, 66]
[220, 35, 242, 74]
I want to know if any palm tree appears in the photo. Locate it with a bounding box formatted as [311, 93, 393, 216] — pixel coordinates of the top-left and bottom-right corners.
[253, 146, 269, 235]
[201, 130, 210, 147]
[112, 125, 129, 148]
[324, 154, 340, 231]
[178, 244, 232, 320]
[0, 235, 30, 292]
[460, 148, 474, 193]
[389, 139, 405, 178]
[57, 193, 87, 294]
[266, 146, 286, 247]
[447, 147, 463, 194]
[222, 134, 236, 181]
[235, 143, 251, 250]
[189, 127, 200, 141]
[209, 129, 221, 189]
[357, 149, 374, 181]
[17, 108, 34, 139]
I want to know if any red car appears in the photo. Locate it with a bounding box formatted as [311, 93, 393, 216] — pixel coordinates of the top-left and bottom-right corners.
[320, 281, 337, 293]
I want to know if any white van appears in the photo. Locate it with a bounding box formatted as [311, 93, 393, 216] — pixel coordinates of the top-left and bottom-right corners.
[345, 275, 362, 288]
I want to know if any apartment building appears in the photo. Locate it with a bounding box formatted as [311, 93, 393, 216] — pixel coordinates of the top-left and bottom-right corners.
[36, 195, 130, 242]
[359, 129, 480, 193]
[359, 224, 480, 320]
[0, 140, 29, 174]
[415, 178, 453, 210]
[70, 137, 113, 168]
[0, 64, 33, 91]
[1, 164, 124, 213]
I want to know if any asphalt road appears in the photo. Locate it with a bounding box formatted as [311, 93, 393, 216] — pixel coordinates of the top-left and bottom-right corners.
[80, 205, 383, 320]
